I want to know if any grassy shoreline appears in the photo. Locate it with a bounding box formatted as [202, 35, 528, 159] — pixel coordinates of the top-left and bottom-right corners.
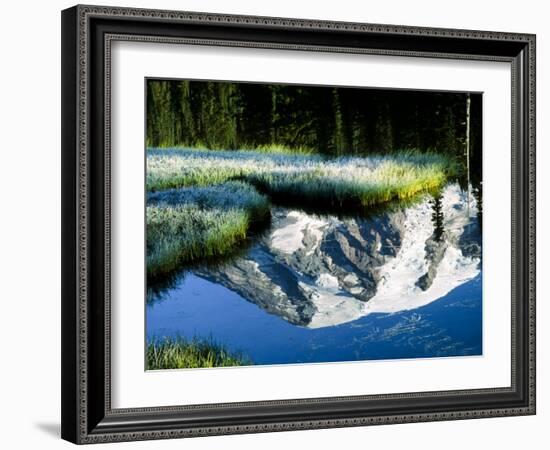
[146, 147, 458, 282]
[146, 337, 250, 369]
[147, 148, 457, 205]
[146, 181, 270, 283]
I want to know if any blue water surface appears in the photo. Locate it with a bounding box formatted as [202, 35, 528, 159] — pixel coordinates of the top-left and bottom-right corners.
[146, 272, 482, 366]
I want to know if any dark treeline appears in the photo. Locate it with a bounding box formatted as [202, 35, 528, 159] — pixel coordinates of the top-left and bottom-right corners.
[146, 79, 481, 165]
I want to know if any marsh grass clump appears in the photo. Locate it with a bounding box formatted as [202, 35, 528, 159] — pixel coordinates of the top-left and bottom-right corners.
[244, 143, 314, 155]
[146, 148, 457, 282]
[147, 147, 457, 210]
[148, 180, 271, 219]
[146, 336, 250, 369]
[146, 147, 323, 191]
[152, 143, 314, 155]
[146, 181, 270, 283]
[246, 160, 448, 209]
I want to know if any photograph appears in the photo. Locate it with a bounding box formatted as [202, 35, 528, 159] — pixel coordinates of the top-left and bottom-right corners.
[144, 79, 483, 370]
[55, 2, 536, 445]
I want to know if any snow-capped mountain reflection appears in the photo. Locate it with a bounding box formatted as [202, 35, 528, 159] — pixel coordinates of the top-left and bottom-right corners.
[194, 182, 481, 328]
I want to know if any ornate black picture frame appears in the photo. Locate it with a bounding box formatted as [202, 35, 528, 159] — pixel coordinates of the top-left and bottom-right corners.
[61, 4, 536, 444]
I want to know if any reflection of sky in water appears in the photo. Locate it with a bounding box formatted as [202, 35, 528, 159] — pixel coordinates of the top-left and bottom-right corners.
[146, 272, 482, 365]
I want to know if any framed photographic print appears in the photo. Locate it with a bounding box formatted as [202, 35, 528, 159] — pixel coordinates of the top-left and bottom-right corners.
[61, 4, 536, 444]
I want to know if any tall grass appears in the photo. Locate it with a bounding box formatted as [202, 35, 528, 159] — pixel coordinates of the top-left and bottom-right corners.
[146, 148, 457, 281]
[146, 181, 270, 282]
[146, 147, 323, 191]
[151, 143, 314, 155]
[147, 336, 250, 369]
[147, 147, 457, 209]
[248, 158, 449, 208]
[243, 143, 314, 155]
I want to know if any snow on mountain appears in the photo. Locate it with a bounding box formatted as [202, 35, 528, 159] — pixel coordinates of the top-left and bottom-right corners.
[195, 182, 481, 329]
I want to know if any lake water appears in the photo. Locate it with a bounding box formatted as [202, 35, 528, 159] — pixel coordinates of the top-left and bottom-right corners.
[146, 182, 482, 366]
[147, 272, 481, 365]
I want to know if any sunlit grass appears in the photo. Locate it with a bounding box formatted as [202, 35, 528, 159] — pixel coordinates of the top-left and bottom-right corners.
[146, 336, 250, 369]
[248, 158, 449, 208]
[146, 181, 270, 282]
[151, 142, 314, 155]
[147, 147, 457, 209]
[146, 148, 458, 281]
[244, 143, 314, 155]
[146, 147, 323, 191]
